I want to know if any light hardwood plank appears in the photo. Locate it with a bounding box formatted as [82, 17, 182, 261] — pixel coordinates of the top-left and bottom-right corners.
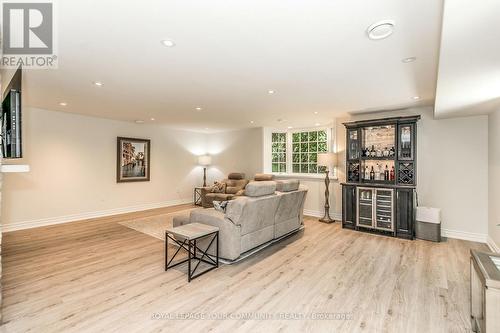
[1, 205, 488, 332]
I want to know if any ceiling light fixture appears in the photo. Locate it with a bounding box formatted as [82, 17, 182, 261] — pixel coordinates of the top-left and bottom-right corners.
[314, 111, 318, 115]
[367, 20, 395, 40]
[195, 107, 202, 111]
[402, 57, 417, 63]
[268, 90, 275, 94]
[135, 120, 144, 124]
[413, 96, 420, 100]
[287, 126, 293, 129]
[250, 120, 254, 124]
[315, 123, 321, 126]
[150, 118, 155, 121]
[59, 102, 67, 106]
[161, 39, 175, 47]
[93, 81, 104, 87]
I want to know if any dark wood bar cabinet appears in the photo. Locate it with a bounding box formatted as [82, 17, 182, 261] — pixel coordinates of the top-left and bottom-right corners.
[341, 115, 420, 239]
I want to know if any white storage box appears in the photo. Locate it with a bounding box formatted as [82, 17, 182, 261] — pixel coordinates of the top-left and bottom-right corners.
[415, 207, 441, 242]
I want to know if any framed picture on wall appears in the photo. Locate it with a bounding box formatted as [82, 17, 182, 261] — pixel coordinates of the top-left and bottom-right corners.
[117, 137, 151, 182]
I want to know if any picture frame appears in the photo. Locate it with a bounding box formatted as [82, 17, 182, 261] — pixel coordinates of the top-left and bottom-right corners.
[117, 137, 151, 182]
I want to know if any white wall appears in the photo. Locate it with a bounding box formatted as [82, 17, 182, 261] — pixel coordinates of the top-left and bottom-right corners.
[1, 105, 491, 242]
[336, 107, 489, 241]
[1, 108, 267, 231]
[205, 128, 263, 184]
[1, 107, 210, 230]
[489, 110, 500, 251]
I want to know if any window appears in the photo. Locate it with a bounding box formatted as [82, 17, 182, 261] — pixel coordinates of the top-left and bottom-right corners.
[271, 132, 287, 172]
[292, 130, 328, 174]
[269, 128, 331, 176]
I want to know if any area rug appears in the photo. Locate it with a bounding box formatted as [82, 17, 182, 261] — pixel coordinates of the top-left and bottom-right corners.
[119, 207, 304, 264]
[118, 207, 200, 240]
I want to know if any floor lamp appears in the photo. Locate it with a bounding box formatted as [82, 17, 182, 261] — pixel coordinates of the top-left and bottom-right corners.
[198, 155, 212, 187]
[317, 152, 337, 223]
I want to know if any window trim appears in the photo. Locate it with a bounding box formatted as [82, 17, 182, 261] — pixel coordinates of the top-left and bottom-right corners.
[263, 124, 338, 180]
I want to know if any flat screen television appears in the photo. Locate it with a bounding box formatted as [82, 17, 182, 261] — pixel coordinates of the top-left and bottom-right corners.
[1, 89, 22, 158]
[1, 67, 22, 159]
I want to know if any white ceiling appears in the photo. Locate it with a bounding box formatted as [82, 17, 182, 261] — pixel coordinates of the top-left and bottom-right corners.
[435, 0, 500, 118]
[23, 0, 443, 131]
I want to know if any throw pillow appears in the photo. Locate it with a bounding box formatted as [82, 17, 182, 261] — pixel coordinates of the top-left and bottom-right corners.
[210, 181, 226, 193]
[213, 200, 229, 213]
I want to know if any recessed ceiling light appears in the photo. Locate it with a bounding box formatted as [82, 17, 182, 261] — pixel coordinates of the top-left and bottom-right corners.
[135, 120, 144, 124]
[367, 20, 395, 40]
[93, 81, 104, 87]
[250, 120, 254, 124]
[59, 102, 67, 106]
[315, 123, 321, 126]
[161, 39, 175, 47]
[413, 96, 420, 100]
[287, 126, 293, 129]
[195, 107, 202, 111]
[150, 118, 155, 121]
[268, 90, 275, 94]
[314, 111, 318, 115]
[402, 57, 417, 63]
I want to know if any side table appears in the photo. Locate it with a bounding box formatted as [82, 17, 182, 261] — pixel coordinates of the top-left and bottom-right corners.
[193, 187, 203, 206]
[165, 223, 219, 282]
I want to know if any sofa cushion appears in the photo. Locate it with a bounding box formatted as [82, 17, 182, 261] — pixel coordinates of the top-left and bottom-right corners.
[276, 179, 300, 192]
[226, 186, 238, 194]
[205, 193, 235, 201]
[225, 179, 249, 193]
[228, 172, 245, 180]
[244, 181, 276, 197]
[254, 173, 274, 181]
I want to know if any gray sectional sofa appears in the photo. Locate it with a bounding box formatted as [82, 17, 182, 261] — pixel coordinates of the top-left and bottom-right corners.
[173, 179, 307, 261]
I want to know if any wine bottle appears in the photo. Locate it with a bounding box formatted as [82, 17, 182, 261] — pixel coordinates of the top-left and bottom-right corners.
[384, 165, 389, 181]
[378, 164, 384, 180]
[364, 166, 369, 180]
[390, 166, 395, 181]
[370, 166, 375, 180]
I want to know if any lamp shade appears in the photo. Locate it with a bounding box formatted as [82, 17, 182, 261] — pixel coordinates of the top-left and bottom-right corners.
[198, 155, 212, 166]
[317, 152, 337, 167]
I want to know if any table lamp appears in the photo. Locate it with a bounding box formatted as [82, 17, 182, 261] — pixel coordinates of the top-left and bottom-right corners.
[317, 152, 337, 223]
[198, 155, 212, 187]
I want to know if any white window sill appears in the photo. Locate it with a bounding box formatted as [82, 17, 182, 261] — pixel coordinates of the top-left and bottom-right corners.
[271, 172, 338, 181]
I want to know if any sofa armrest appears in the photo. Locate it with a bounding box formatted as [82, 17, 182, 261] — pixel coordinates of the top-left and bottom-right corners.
[190, 209, 241, 260]
[200, 187, 212, 195]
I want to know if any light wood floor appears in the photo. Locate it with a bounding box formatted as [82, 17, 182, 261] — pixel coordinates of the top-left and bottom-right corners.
[2, 204, 487, 333]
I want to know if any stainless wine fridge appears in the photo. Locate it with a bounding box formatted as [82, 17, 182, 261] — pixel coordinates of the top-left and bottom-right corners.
[356, 187, 394, 231]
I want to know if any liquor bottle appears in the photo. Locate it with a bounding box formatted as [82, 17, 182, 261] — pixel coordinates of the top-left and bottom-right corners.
[384, 165, 389, 181]
[389, 146, 395, 157]
[370, 166, 375, 180]
[390, 166, 395, 181]
[378, 164, 384, 180]
[364, 166, 369, 180]
[371, 145, 376, 157]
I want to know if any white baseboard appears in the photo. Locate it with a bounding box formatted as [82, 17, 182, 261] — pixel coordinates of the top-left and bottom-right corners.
[3, 198, 192, 232]
[441, 228, 488, 244]
[487, 236, 500, 253]
[304, 209, 342, 221]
